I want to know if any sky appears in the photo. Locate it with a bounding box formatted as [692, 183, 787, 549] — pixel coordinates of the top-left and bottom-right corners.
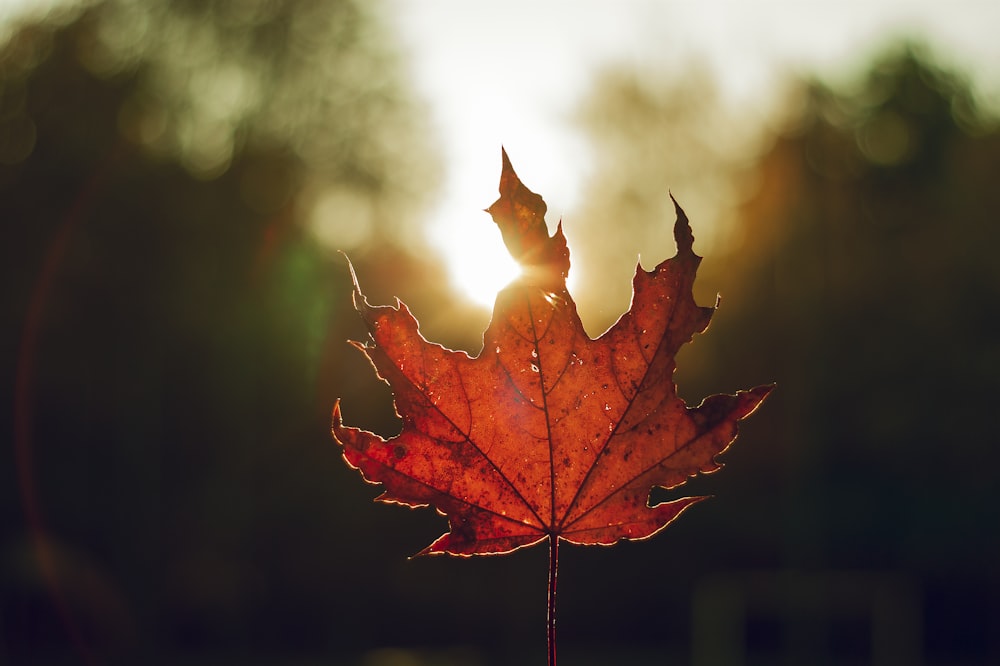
[4, 0, 1000, 305]
[383, 0, 1000, 305]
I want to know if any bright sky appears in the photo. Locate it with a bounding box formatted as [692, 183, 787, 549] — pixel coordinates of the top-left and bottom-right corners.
[384, 0, 1000, 306]
[4, 0, 1000, 306]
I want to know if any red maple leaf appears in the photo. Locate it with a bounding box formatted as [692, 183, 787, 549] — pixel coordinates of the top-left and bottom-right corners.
[332, 150, 771, 661]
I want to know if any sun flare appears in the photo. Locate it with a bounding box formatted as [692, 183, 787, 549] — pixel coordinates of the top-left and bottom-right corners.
[429, 207, 522, 309]
[425, 142, 584, 311]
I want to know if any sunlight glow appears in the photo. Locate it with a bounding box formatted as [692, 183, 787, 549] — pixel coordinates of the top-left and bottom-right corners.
[385, 1, 591, 311]
[420, 110, 583, 309]
[427, 205, 521, 309]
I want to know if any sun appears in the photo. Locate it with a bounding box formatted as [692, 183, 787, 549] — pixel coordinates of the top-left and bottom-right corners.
[424, 142, 584, 311]
[428, 206, 521, 309]
[419, 114, 583, 311]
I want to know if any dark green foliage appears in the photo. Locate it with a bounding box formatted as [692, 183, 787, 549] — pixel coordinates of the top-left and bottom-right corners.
[567, 42, 1000, 664]
[687, 45, 1000, 663]
[1, 1, 447, 662]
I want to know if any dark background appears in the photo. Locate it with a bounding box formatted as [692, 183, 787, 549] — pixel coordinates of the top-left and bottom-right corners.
[2, 1, 999, 664]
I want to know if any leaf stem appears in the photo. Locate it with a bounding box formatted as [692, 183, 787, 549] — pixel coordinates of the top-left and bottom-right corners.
[547, 533, 558, 666]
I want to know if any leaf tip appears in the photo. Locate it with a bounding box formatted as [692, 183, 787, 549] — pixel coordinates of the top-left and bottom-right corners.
[487, 149, 570, 282]
[342, 253, 369, 311]
[681, 494, 713, 508]
[747, 383, 777, 414]
[670, 193, 696, 257]
[340, 251, 358, 286]
[330, 399, 348, 447]
[410, 545, 435, 559]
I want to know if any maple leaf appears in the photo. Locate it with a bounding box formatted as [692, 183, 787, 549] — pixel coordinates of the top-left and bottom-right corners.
[333, 150, 772, 558]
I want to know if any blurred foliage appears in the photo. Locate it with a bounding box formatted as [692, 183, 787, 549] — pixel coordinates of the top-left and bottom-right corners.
[573, 42, 1000, 664]
[3, 3, 1000, 661]
[0, 0, 479, 663]
[694, 42, 1000, 567]
[0, 0, 440, 250]
[568, 64, 763, 335]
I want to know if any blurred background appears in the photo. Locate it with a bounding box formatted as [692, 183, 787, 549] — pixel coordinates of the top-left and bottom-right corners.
[2, 0, 999, 664]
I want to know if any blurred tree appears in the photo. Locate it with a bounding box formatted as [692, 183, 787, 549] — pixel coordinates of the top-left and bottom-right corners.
[695, 45, 1000, 662]
[570, 42, 1000, 663]
[0, 1, 470, 663]
[699, 42, 1000, 556]
[568, 64, 763, 335]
